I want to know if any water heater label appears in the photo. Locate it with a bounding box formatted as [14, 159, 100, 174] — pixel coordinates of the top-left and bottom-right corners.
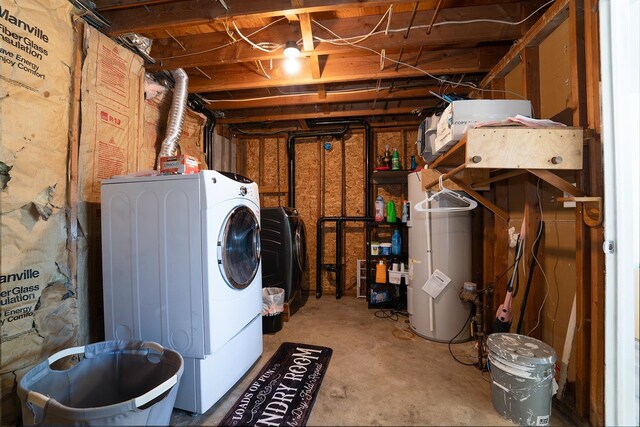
[421, 268, 451, 299]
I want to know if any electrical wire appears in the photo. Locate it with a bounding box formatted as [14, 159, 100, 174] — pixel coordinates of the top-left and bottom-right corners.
[527, 179, 550, 336]
[233, 21, 283, 52]
[312, 0, 554, 44]
[374, 309, 408, 321]
[155, 0, 553, 77]
[155, 17, 288, 60]
[311, 26, 525, 99]
[448, 306, 478, 367]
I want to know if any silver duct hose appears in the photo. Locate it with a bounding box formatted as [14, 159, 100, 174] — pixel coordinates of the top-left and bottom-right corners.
[156, 68, 188, 168]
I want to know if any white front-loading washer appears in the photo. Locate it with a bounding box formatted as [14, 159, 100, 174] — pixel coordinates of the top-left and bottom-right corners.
[101, 170, 263, 414]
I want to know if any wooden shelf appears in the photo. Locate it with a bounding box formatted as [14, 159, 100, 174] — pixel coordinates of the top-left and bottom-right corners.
[430, 127, 584, 170]
[371, 169, 414, 184]
[424, 127, 602, 227]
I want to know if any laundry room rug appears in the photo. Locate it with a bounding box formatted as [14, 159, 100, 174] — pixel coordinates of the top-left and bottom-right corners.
[219, 342, 332, 427]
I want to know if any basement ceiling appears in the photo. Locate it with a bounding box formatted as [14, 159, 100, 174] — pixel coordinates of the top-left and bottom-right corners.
[95, 0, 553, 131]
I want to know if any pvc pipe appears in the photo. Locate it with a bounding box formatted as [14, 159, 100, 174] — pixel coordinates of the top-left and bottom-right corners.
[424, 190, 435, 332]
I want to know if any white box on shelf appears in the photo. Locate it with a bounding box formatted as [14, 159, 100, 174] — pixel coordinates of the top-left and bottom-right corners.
[434, 100, 532, 154]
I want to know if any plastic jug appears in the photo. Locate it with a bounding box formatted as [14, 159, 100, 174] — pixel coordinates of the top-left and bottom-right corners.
[375, 195, 385, 221]
[386, 201, 396, 223]
[391, 229, 402, 255]
[375, 260, 386, 283]
[391, 148, 400, 170]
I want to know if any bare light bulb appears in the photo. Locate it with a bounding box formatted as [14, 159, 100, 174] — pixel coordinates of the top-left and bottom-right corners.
[283, 57, 301, 74]
[283, 41, 300, 58]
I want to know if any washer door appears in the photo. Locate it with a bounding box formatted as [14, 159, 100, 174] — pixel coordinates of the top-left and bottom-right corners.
[294, 221, 307, 271]
[219, 205, 261, 289]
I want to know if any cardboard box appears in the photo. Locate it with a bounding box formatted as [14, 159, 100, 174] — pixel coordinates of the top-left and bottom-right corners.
[159, 154, 200, 174]
[434, 100, 532, 154]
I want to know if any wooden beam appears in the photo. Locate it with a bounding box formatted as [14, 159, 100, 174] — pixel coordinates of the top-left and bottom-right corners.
[148, 4, 522, 70]
[299, 13, 314, 52]
[521, 46, 540, 116]
[100, 0, 523, 33]
[490, 77, 506, 99]
[218, 105, 421, 124]
[449, 177, 509, 222]
[309, 54, 322, 79]
[471, 170, 527, 188]
[206, 85, 467, 110]
[426, 0, 443, 34]
[480, 0, 569, 86]
[569, 0, 587, 128]
[583, 0, 604, 424]
[187, 46, 505, 92]
[317, 84, 326, 99]
[526, 169, 586, 197]
[492, 181, 510, 331]
[521, 39, 543, 339]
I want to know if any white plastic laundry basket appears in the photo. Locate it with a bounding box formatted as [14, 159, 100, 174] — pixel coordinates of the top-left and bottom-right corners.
[17, 340, 183, 426]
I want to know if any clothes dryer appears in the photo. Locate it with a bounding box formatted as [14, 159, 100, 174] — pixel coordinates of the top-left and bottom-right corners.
[101, 171, 262, 414]
[260, 207, 307, 311]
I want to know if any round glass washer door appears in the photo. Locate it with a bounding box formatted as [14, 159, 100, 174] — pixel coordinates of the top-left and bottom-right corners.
[294, 222, 307, 271]
[219, 205, 261, 289]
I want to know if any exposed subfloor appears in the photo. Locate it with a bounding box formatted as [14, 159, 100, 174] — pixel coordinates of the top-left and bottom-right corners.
[171, 295, 576, 426]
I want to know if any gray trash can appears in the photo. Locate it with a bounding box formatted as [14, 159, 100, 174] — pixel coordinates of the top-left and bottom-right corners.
[487, 333, 557, 426]
[262, 287, 285, 334]
[18, 340, 183, 426]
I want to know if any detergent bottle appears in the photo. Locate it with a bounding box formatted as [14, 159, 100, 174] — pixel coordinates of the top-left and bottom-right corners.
[391, 148, 400, 170]
[375, 195, 385, 221]
[391, 229, 402, 255]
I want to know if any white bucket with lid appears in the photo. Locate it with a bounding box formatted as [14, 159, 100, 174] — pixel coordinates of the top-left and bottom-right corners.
[487, 333, 557, 426]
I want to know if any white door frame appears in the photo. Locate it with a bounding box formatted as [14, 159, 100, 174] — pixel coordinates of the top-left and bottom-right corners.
[599, 1, 640, 425]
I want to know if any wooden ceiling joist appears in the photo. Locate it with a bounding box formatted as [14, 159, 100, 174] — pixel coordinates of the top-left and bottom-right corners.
[187, 45, 506, 92]
[480, 0, 570, 86]
[148, 4, 522, 70]
[206, 85, 471, 110]
[218, 105, 426, 124]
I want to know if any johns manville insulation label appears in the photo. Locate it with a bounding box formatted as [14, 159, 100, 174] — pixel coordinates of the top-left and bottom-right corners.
[1, 1, 77, 423]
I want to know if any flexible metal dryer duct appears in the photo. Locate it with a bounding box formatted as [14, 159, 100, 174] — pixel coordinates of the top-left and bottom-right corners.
[156, 68, 188, 168]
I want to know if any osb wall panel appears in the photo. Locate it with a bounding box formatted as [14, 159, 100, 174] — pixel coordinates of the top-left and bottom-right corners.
[504, 62, 524, 99]
[262, 138, 280, 191]
[244, 138, 260, 187]
[539, 20, 571, 120]
[344, 133, 365, 295]
[345, 132, 365, 216]
[295, 139, 321, 294]
[405, 129, 425, 169]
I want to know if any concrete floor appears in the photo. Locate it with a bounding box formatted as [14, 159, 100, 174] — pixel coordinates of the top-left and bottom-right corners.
[171, 296, 575, 426]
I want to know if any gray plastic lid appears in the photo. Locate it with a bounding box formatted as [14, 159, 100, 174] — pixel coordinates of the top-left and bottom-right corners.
[487, 333, 557, 367]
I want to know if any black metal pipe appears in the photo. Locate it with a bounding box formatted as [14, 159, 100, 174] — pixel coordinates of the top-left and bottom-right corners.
[306, 119, 372, 217]
[188, 94, 216, 169]
[301, 119, 372, 299]
[316, 216, 374, 298]
[287, 127, 348, 208]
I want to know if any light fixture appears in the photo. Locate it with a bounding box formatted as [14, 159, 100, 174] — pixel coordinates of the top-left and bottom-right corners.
[283, 57, 301, 74]
[283, 41, 300, 58]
